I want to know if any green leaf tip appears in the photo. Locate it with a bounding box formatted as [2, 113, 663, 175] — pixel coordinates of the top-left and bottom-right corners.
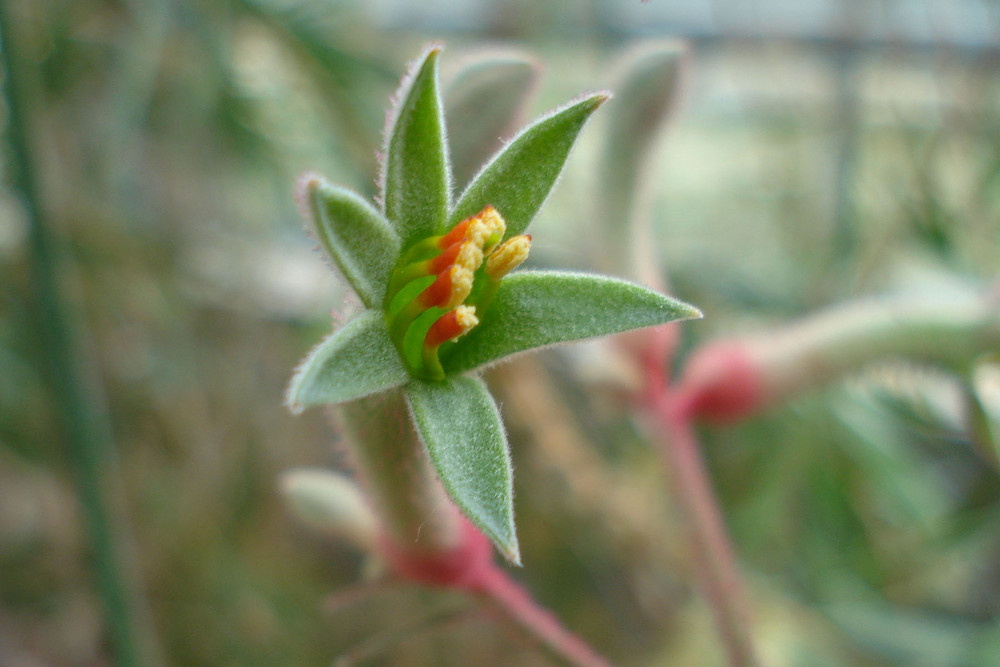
[286, 310, 409, 412]
[406, 377, 520, 563]
[449, 91, 611, 241]
[381, 45, 451, 249]
[442, 271, 702, 374]
[298, 174, 400, 308]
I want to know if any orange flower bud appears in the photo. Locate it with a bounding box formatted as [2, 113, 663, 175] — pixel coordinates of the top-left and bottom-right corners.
[425, 306, 479, 348]
[419, 265, 475, 310]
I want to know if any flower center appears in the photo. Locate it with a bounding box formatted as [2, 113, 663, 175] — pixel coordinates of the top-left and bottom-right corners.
[384, 206, 530, 379]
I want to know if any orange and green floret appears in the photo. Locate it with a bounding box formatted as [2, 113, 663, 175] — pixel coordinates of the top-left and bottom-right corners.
[385, 206, 531, 380]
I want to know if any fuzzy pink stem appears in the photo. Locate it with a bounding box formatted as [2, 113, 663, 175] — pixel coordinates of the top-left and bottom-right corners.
[472, 564, 612, 667]
[640, 357, 759, 667]
[381, 519, 612, 666]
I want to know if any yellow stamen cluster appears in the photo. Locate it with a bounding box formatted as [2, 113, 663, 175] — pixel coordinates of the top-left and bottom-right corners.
[386, 205, 531, 379]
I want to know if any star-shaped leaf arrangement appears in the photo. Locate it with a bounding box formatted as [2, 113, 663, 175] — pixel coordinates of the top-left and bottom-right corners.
[287, 46, 701, 563]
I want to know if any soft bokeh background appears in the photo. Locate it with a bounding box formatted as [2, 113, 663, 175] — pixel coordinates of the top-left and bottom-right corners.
[2, 0, 999, 665]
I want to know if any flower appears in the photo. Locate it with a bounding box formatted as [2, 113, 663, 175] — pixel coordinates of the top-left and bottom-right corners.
[384, 205, 528, 380]
[286, 46, 700, 560]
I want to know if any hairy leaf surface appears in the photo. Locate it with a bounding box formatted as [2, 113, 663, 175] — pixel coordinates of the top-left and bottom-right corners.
[287, 310, 408, 410]
[407, 377, 519, 563]
[443, 271, 702, 373]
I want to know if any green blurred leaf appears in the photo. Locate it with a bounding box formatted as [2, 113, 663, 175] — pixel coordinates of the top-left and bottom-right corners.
[833, 394, 954, 530]
[382, 46, 450, 248]
[304, 177, 400, 308]
[600, 41, 686, 275]
[406, 376, 519, 563]
[444, 52, 538, 188]
[286, 310, 408, 411]
[443, 271, 701, 374]
[825, 596, 993, 666]
[448, 93, 608, 240]
[965, 374, 1000, 471]
[279, 468, 377, 549]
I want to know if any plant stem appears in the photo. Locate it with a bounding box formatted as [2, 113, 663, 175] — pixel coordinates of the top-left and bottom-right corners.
[474, 566, 611, 667]
[643, 389, 759, 667]
[335, 388, 464, 557]
[0, 6, 161, 665]
[334, 388, 612, 665]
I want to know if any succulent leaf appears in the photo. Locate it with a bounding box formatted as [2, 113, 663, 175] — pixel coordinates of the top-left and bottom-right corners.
[449, 93, 609, 240]
[382, 46, 451, 248]
[287, 310, 409, 411]
[302, 176, 400, 308]
[442, 271, 702, 374]
[406, 376, 519, 564]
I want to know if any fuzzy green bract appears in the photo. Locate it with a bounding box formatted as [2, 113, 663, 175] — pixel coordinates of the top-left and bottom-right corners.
[287, 310, 408, 411]
[407, 377, 518, 563]
[287, 46, 701, 563]
[441, 271, 701, 375]
[303, 180, 400, 309]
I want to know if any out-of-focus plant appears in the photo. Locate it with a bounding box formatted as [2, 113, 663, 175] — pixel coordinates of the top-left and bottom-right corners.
[553, 39, 1000, 667]
[0, 0, 394, 664]
[283, 45, 699, 666]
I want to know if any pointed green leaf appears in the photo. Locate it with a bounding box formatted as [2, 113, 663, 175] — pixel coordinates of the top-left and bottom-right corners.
[286, 310, 409, 411]
[443, 271, 702, 374]
[303, 176, 400, 308]
[406, 377, 519, 564]
[444, 52, 538, 188]
[448, 92, 609, 239]
[381, 46, 451, 248]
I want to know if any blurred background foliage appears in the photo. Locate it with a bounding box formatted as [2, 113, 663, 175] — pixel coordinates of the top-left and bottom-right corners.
[1, 0, 999, 665]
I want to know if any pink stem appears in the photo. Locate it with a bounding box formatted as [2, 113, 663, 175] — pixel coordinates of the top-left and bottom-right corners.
[642, 383, 759, 667]
[472, 566, 612, 667]
[380, 518, 613, 666]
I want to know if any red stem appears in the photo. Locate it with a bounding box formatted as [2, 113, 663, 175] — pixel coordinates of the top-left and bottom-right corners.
[639, 338, 759, 666]
[472, 566, 612, 667]
[380, 518, 613, 666]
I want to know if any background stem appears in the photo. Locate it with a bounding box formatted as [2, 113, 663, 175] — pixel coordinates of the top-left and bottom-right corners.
[475, 567, 611, 667]
[644, 391, 760, 667]
[335, 388, 463, 556]
[0, 5, 161, 665]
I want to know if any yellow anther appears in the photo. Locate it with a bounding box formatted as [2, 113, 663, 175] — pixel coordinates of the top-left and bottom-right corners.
[417, 264, 475, 310]
[485, 234, 531, 280]
[455, 241, 484, 273]
[452, 304, 479, 331]
[443, 265, 475, 309]
[467, 206, 506, 255]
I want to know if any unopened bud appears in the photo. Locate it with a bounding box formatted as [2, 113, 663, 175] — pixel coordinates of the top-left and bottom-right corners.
[425, 305, 479, 348]
[280, 469, 378, 551]
[486, 235, 531, 280]
[419, 265, 475, 310]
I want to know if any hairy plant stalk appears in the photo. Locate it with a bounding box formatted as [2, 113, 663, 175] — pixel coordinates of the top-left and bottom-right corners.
[678, 295, 1000, 424]
[335, 389, 464, 557]
[642, 384, 759, 666]
[333, 389, 613, 666]
[0, 6, 162, 666]
[474, 568, 611, 667]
